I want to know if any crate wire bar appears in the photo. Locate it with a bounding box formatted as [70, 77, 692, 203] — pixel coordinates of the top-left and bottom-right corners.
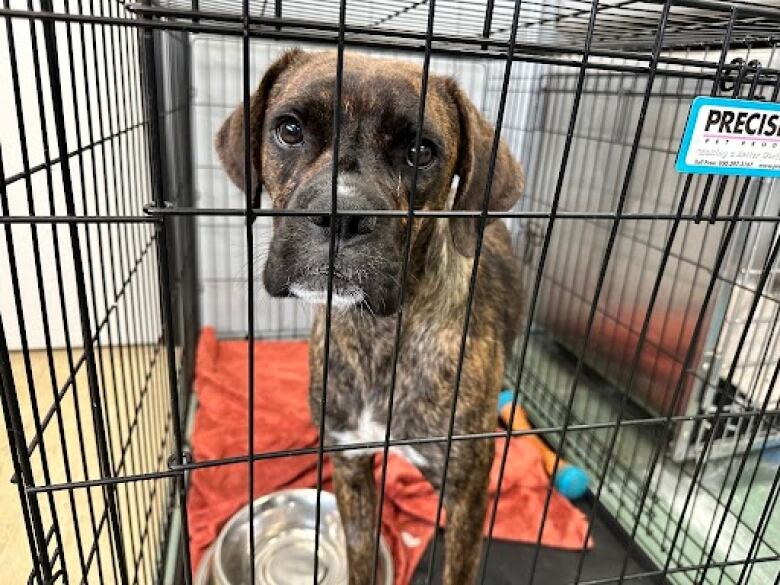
[0, 1, 779, 585]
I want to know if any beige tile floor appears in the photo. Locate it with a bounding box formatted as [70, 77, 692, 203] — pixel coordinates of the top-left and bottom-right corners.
[2, 347, 173, 585]
[1, 351, 43, 583]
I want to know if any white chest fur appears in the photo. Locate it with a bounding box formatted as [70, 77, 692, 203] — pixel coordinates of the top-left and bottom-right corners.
[330, 406, 429, 468]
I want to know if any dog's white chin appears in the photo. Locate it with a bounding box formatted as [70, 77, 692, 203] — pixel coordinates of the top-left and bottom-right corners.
[289, 284, 364, 310]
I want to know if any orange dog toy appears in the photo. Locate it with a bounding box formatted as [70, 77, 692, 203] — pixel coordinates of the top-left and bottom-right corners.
[498, 389, 589, 500]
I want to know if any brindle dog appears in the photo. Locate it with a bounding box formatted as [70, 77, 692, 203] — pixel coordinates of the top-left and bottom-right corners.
[215, 49, 524, 585]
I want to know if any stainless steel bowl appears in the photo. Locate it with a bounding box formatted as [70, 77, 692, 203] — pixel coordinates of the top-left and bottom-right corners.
[207, 489, 393, 585]
[195, 544, 215, 585]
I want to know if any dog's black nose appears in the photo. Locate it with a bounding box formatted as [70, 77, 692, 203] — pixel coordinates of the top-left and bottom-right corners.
[309, 213, 377, 240]
[306, 185, 380, 241]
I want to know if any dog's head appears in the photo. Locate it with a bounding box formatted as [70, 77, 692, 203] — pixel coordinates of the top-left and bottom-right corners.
[216, 50, 524, 316]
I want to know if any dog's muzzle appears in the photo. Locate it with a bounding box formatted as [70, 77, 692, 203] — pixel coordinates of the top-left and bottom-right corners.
[263, 175, 402, 314]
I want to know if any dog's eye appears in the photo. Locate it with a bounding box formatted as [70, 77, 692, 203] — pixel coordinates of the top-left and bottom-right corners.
[276, 118, 304, 145]
[406, 141, 435, 168]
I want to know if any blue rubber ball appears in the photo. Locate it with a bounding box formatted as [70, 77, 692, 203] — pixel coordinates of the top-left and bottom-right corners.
[497, 389, 516, 412]
[554, 466, 589, 500]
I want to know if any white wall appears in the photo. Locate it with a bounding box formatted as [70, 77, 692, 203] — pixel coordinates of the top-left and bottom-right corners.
[1, 1, 154, 351]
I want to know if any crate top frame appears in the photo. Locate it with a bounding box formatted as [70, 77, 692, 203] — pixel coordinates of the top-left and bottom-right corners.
[143, 0, 780, 52]
[2, 1, 776, 88]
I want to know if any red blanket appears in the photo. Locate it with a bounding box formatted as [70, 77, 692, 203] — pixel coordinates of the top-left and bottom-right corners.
[189, 327, 592, 584]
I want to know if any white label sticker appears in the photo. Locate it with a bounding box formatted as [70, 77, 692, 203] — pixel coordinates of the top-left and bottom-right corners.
[676, 97, 780, 178]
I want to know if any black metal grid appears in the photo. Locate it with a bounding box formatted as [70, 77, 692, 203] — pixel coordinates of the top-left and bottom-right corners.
[149, 0, 779, 51]
[1, 1, 779, 585]
[1, 0, 197, 583]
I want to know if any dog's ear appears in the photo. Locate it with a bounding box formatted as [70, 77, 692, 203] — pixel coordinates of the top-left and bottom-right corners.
[443, 78, 525, 256]
[215, 49, 306, 206]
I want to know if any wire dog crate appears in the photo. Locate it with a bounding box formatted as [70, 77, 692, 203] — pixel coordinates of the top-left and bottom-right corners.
[1, 1, 780, 585]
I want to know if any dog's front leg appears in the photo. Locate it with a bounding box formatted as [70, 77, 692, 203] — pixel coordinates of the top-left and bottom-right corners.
[442, 440, 493, 585]
[332, 454, 378, 585]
